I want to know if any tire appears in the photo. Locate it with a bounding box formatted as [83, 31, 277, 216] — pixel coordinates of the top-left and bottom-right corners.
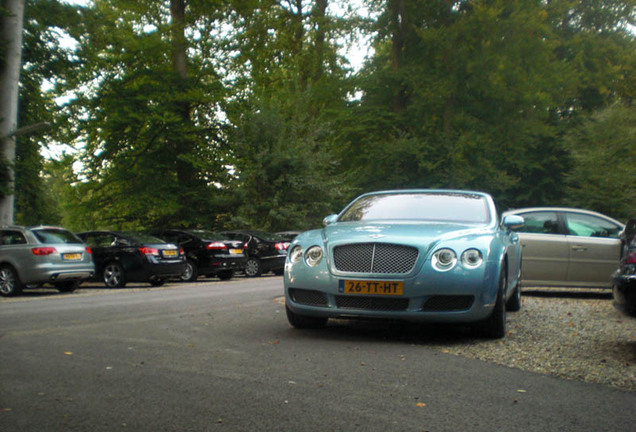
[103, 262, 126, 288]
[181, 260, 198, 282]
[149, 277, 166, 287]
[54, 280, 80, 293]
[217, 270, 234, 281]
[244, 258, 262, 277]
[0, 265, 23, 297]
[286, 305, 328, 329]
[474, 267, 507, 339]
[506, 282, 522, 312]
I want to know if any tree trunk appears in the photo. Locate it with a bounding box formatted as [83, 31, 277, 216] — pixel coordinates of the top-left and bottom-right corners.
[389, 0, 407, 113]
[0, 0, 25, 225]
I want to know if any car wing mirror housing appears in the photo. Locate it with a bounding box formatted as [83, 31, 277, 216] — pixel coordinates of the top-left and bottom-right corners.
[323, 214, 338, 227]
[503, 215, 524, 230]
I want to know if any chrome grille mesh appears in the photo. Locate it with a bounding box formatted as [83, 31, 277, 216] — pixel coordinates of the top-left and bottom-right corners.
[333, 243, 419, 274]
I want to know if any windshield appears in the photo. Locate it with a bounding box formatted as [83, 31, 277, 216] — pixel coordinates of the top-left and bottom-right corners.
[339, 192, 491, 224]
[190, 230, 227, 241]
[33, 228, 83, 244]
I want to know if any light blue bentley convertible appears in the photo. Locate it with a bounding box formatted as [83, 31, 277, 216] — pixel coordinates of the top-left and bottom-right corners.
[284, 190, 525, 339]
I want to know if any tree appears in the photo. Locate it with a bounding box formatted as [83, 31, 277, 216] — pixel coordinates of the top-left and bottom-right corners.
[65, 0, 230, 229]
[564, 103, 636, 221]
[0, 0, 25, 225]
[222, 0, 358, 230]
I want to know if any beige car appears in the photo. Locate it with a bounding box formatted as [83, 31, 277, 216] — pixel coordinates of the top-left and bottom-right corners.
[503, 207, 625, 289]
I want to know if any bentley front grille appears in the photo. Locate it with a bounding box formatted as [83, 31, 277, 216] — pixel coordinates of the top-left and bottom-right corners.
[333, 243, 419, 274]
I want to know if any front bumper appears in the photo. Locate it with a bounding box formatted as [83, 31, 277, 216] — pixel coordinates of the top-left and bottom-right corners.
[284, 260, 500, 324]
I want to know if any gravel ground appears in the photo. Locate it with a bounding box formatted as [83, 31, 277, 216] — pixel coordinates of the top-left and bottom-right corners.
[426, 288, 636, 392]
[4, 284, 636, 392]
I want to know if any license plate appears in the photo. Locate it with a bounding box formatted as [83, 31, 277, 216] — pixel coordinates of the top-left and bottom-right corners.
[229, 249, 243, 255]
[62, 253, 82, 261]
[338, 280, 404, 296]
[162, 249, 178, 257]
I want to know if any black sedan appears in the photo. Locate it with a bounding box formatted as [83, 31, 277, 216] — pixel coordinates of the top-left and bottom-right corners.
[151, 229, 247, 282]
[613, 219, 636, 317]
[77, 231, 186, 288]
[220, 230, 289, 277]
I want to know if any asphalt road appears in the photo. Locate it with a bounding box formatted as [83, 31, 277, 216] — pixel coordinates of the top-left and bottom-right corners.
[1, 277, 635, 432]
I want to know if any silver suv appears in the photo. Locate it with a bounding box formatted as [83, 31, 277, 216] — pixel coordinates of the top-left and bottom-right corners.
[0, 225, 95, 296]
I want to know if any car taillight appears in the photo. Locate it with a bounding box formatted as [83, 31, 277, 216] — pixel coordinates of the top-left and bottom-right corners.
[626, 251, 636, 264]
[275, 242, 289, 251]
[179, 248, 185, 255]
[31, 247, 56, 256]
[207, 242, 227, 250]
[85, 247, 92, 255]
[139, 247, 160, 256]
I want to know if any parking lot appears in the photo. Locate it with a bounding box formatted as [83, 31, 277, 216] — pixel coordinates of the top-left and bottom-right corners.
[3, 278, 635, 392]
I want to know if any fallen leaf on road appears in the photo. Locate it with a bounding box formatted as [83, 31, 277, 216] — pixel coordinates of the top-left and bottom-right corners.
[64, 352, 73, 356]
[416, 403, 427, 407]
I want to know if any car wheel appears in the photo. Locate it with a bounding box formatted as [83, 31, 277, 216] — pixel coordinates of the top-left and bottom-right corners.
[54, 281, 80, 293]
[217, 270, 234, 281]
[181, 260, 198, 282]
[506, 282, 521, 312]
[244, 258, 262, 277]
[149, 277, 166, 287]
[474, 267, 507, 339]
[103, 262, 126, 288]
[0, 265, 23, 297]
[286, 305, 328, 329]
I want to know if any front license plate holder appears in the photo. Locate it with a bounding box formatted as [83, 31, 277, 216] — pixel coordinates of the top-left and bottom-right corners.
[338, 280, 404, 296]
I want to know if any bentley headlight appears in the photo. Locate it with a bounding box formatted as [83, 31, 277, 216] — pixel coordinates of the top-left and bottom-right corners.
[461, 249, 483, 268]
[305, 246, 324, 267]
[289, 245, 303, 263]
[432, 248, 457, 271]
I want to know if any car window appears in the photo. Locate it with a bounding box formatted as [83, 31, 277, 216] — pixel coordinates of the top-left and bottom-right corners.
[564, 213, 622, 238]
[0, 230, 27, 245]
[32, 228, 82, 244]
[513, 212, 560, 234]
[84, 233, 117, 248]
[162, 233, 181, 244]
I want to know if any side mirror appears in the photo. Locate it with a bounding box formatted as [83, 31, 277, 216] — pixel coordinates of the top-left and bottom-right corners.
[323, 214, 338, 227]
[502, 215, 524, 230]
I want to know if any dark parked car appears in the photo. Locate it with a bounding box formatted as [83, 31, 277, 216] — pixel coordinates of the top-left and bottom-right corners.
[151, 229, 247, 282]
[77, 231, 186, 288]
[220, 230, 289, 277]
[0, 225, 94, 296]
[276, 231, 302, 242]
[613, 219, 636, 317]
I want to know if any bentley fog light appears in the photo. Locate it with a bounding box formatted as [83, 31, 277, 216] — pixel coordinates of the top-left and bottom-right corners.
[432, 248, 457, 271]
[461, 249, 483, 268]
[305, 246, 324, 267]
[289, 246, 303, 263]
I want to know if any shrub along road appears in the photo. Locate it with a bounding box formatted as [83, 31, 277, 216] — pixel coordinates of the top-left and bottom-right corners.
[1, 277, 634, 431]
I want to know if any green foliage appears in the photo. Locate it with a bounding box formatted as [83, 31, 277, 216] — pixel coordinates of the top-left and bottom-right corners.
[14, 0, 81, 225]
[13, 0, 636, 231]
[564, 103, 636, 221]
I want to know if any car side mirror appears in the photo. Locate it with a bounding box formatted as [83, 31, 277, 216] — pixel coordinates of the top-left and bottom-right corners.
[502, 215, 524, 230]
[323, 214, 338, 226]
